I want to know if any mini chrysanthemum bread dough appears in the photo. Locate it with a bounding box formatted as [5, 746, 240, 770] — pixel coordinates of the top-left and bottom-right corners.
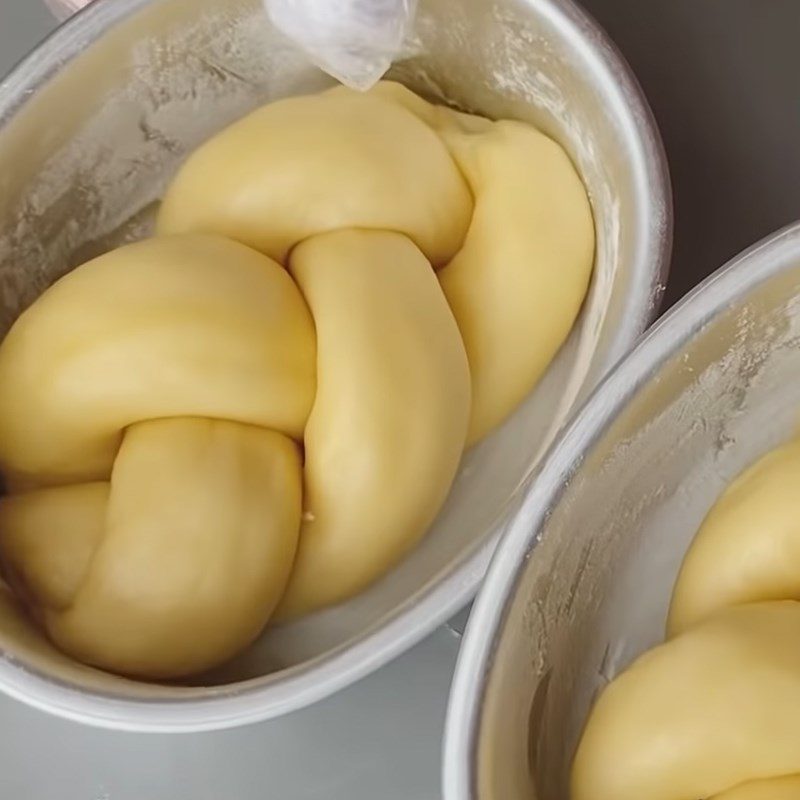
[365, 82, 595, 441]
[668, 438, 800, 635]
[716, 776, 800, 800]
[158, 85, 473, 266]
[274, 229, 471, 618]
[0, 234, 313, 677]
[0, 230, 471, 676]
[160, 81, 594, 443]
[0, 81, 594, 678]
[572, 602, 800, 800]
[572, 439, 800, 800]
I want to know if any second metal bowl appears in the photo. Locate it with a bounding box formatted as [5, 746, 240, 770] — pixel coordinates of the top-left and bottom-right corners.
[444, 223, 800, 799]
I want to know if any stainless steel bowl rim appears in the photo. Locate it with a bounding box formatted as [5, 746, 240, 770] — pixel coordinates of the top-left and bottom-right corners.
[443, 221, 800, 798]
[0, 0, 670, 731]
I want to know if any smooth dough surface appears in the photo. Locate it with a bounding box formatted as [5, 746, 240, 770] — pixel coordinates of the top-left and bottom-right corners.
[0, 81, 594, 677]
[668, 439, 800, 635]
[572, 602, 800, 800]
[275, 229, 470, 618]
[0, 234, 316, 489]
[0, 235, 313, 677]
[716, 776, 800, 800]
[368, 82, 595, 441]
[0, 228, 471, 668]
[159, 80, 594, 443]
[158, 87, 473, 265]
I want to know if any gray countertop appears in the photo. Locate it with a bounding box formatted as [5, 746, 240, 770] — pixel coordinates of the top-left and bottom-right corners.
[1, 0, 799, 797]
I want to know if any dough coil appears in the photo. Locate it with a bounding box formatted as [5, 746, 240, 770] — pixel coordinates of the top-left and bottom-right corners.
[0, 82, 593, 679]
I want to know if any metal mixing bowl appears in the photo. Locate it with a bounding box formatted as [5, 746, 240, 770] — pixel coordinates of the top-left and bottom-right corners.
[444, 223, 800, 799]
[0, 0, 669, 730]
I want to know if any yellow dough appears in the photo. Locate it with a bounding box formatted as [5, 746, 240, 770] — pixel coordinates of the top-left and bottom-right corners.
[0, 81, 593, 678]
[0, 234, 315, 488]
[668, 439, 800, 635]
[158, 86, 473, 265]
[159, 81, 594, 443]
[572, 602, 800, 800]
[572, 440, 800, 800]
[367, 82, 595, 441]
[0, 234, 312, 678]
[275, 230, 470, 618]
[716, 776, 800, 800]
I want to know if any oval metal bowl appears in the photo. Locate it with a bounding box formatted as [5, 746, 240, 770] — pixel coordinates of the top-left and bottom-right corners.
[0, 0, 669, 730]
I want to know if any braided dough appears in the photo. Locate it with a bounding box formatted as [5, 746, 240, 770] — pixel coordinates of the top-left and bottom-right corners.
[0, 82, 593, 678]
[573, 439, 800, 800]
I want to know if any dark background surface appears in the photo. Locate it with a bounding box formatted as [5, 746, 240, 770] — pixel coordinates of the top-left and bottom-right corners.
[584, 0, 800, 309]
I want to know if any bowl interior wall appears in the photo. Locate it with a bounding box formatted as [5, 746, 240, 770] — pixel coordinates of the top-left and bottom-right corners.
[477, 256, 800, 798]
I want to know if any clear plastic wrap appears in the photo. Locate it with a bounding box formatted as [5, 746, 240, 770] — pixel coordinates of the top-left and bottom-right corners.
[44, 0, 416, 90]
[264, 0, 418, 90]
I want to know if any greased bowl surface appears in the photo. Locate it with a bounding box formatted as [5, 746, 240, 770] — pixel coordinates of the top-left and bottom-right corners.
[443, 223, 800, 799]
[0, 0, 669, 730]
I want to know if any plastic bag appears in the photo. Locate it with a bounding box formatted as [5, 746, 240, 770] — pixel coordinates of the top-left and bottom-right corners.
[265, 0, 418, 91]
